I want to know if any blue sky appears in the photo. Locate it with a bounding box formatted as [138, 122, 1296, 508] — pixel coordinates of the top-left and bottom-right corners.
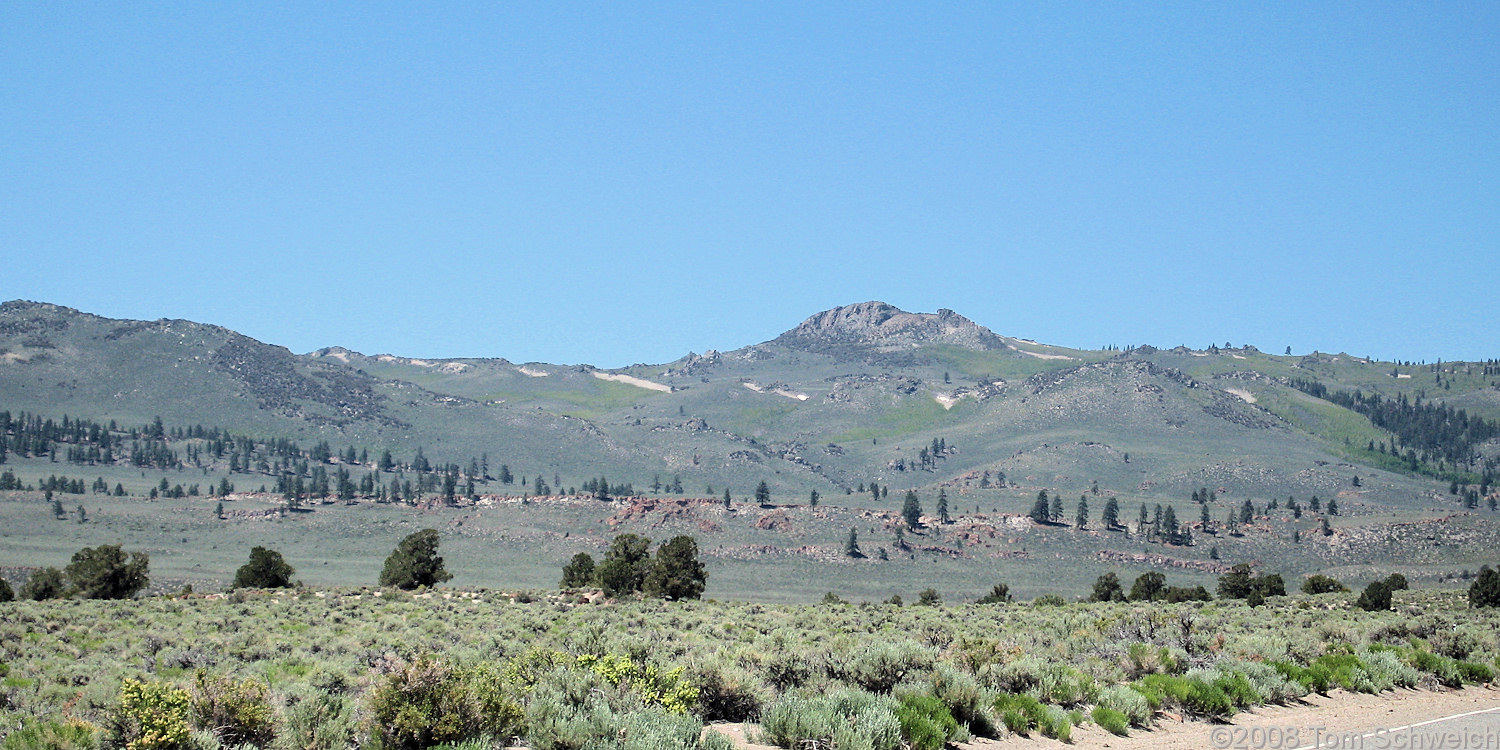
[2, 4, 1496, 366]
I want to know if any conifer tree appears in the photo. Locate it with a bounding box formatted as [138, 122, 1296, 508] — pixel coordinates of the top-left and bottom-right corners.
[902, 490, 922, 530]
[844, 528, 863, 558]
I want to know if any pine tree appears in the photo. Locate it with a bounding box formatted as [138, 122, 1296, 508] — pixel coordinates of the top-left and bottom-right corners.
[1050, 493, 1064, 523]
[936, 488, 950, 523]
[844, 528, 863, 558]
[755, 481, 771, 507]
[1102, 497, 1119, 529]
[902, 490, 922, 530]
[1029, 491, 1051, 525]
[1075, 496, 1088, 530]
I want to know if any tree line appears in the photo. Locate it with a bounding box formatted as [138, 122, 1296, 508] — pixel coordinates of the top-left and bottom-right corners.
[1288, 379, 1498, 476]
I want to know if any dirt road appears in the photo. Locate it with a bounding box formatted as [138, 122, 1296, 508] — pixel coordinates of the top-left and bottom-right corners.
[708, 686, 1500, 750]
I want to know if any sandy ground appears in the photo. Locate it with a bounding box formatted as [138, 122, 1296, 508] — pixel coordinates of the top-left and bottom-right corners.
[1007, 344, 1074, 361]
[707, 686, 1500, 750]
[1224, 387, 1258, 404]
[593, 371, 673, 392]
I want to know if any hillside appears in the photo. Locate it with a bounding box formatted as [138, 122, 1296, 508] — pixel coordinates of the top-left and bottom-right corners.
[1, 299, 1497, 598]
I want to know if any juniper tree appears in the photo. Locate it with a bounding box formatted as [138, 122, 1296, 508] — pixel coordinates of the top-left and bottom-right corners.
[65, 544, 149, 600]
[20, 567, 66, 600]
[233, 546, 295, 589]
[642, 536, 708, 600]
[595, 533, 652, 596]
[378, 529, 452, 590]
[1470, 566, 1500, 608]
[1091, 572, 1125, 602]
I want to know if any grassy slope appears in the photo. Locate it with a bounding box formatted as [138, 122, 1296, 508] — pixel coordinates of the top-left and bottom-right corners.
[4, 302, 1498, 600]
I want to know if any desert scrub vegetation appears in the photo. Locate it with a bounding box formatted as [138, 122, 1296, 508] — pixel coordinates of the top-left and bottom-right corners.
[0, 587, 1498, 748]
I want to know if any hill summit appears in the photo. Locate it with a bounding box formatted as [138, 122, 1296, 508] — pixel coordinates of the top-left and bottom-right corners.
[773, 301, 1005, 352]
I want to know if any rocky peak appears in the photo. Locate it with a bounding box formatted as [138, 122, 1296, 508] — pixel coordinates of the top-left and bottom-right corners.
[774, 301, 1005, 352]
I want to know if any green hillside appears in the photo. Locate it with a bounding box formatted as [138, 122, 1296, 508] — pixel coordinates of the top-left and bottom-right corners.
[2, 299, 1497, 598]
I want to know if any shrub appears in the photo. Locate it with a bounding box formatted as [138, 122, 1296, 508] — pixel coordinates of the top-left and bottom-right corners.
[991, 693, 1046, 736]
[841, 641, 933, 694]
[273, 688, 357, 750]
[1271, 661, 1332, 695]
[191, 671, 274, 747]
[0, 576, 12, 603]
[2, 719, 99, 750]
[929, 663, 994, 737]
[687, 659, 764, 723]
[1215, 660, 1304, 704]
[1123, 643, 1180, 678]
[1457, 661, 1495, 684]
[916, 589, 942, 607]
[523, 668, 617, 750]
[369, 656, 521, 750]
[618, 708, 712, 750]
[108, 678, 192, 750]
[1408, 650, 1465, 688]
[1133, 674, 1235, 720]
[1092, 706, 1130, 736]
[756, 689, 901, 750]
[1035, 662, 1096, 707]
[1301, 575, 1349, 595]
[577, 653, 697, 713]
[895, 695, 960, 750]
[1359, 648, 1419, 690]
[1036, 704, 1072, 742]
[1356, 581, 1392, 612]
[1095, 684, 1152, 727]
[975, 583, 1011, 604]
